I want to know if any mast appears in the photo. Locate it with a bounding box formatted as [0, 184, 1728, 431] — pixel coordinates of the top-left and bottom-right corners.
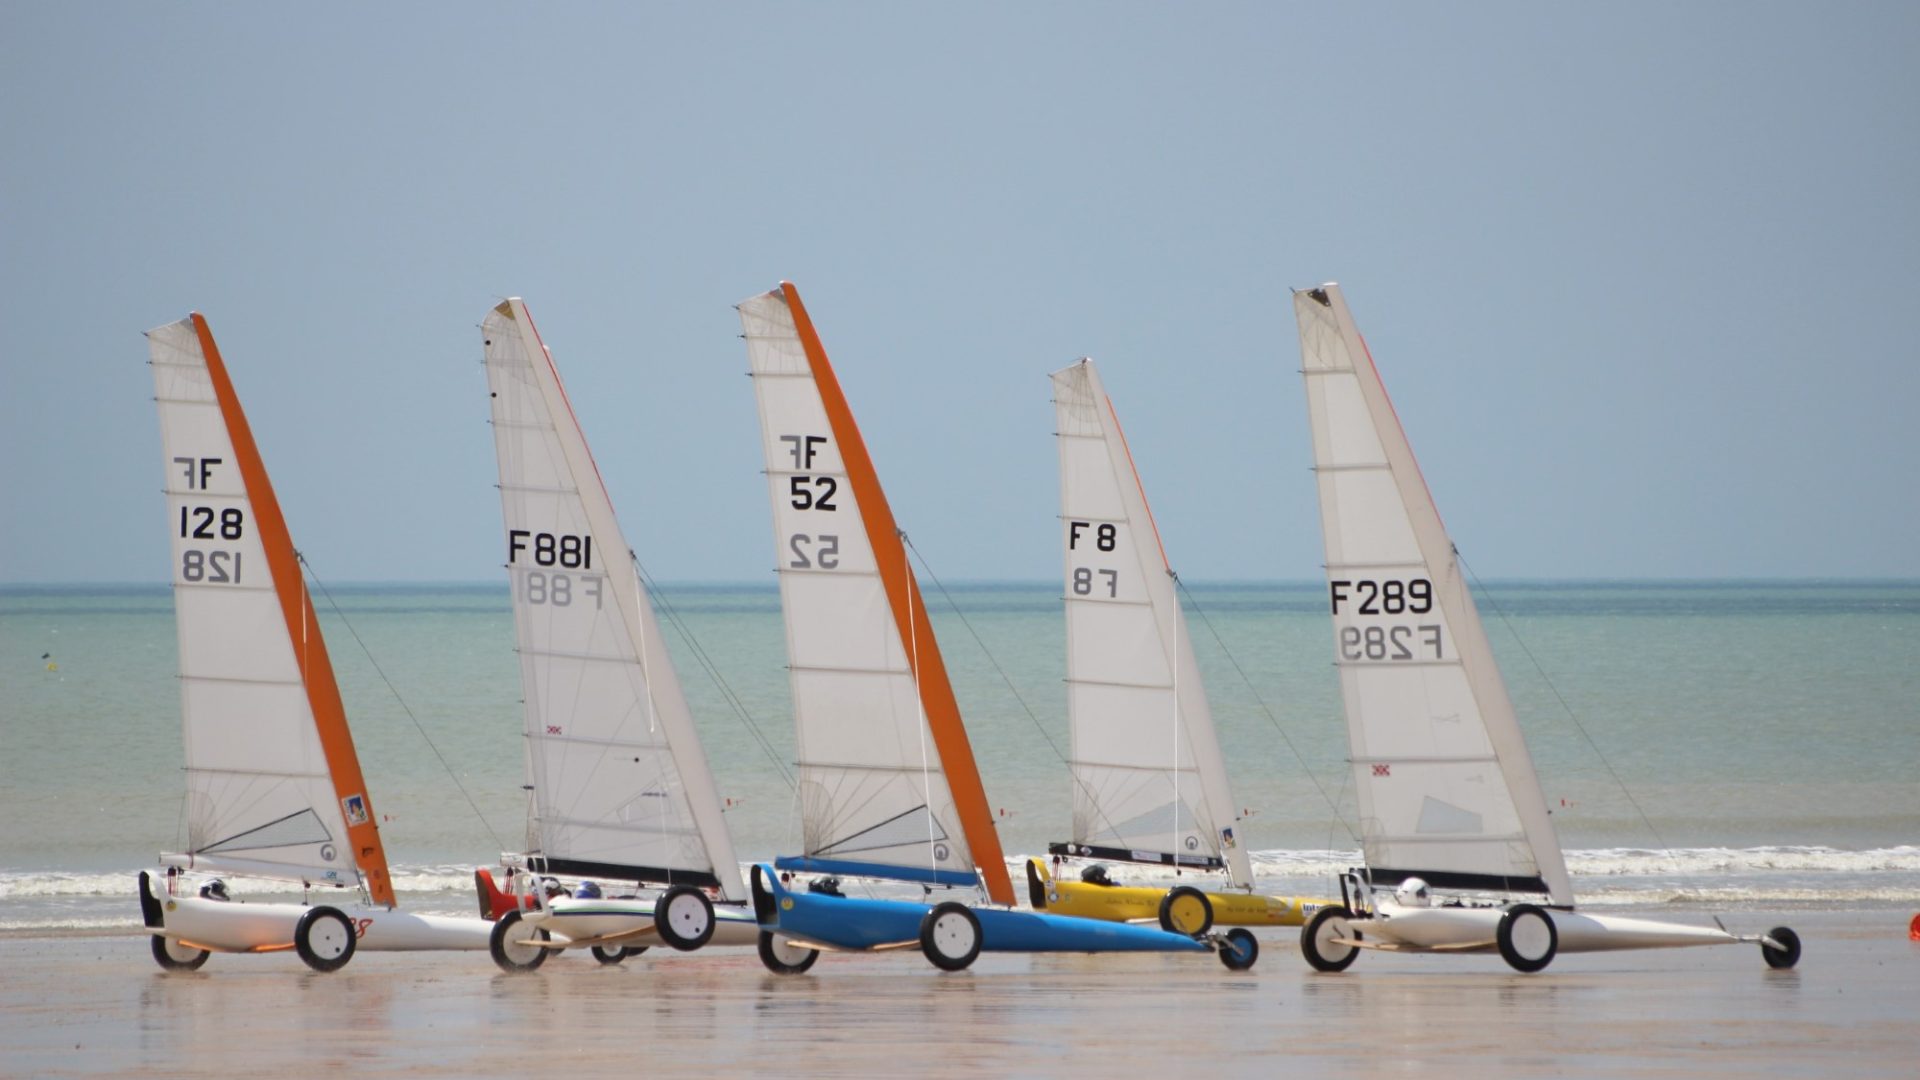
[1294, 284, 1573, 906]
[1051, 359, 1252, 886]
[150, 314, 394, 906]
[483, 299, 745, 900]
[740, 283, 1014, 907]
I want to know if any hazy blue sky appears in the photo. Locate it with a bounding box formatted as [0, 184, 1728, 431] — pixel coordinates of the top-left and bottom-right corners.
[4, 2, 1915, 584]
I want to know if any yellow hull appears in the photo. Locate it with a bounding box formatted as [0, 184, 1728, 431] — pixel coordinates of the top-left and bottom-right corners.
[1025, 858, 1326, 929]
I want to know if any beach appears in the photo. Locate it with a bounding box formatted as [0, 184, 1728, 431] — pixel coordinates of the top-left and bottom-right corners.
[5, 909, 1915, 1078]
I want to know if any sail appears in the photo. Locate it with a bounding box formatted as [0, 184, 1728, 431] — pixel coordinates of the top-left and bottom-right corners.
[738, 282, 1014, 905]
[147, 314, 394, 905]
[482, 299, 745, 901]
[1050, 360, 1252, 885]
[1293, 284, 1573, 905]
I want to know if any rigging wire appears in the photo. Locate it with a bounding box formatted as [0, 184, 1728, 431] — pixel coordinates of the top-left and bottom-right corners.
[298, 554, 507, 854]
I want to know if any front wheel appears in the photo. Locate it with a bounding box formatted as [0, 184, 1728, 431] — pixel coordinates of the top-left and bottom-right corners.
[1496, 903, 1558, 973]
[655, 885, 716, 952]
[590, 944, 627, 965]
[757, 930, 820, 975]
[151, 934, 210, 972]
[294, 906, 357, 973]
[1301, 905, 1360, 973]
[1159, 886, 1215, 935]
[1761, 926, 1801, 970]
[919, 902, 982, 972]
[489, 909, 551, 973]
[1217, 927, 1258, 971]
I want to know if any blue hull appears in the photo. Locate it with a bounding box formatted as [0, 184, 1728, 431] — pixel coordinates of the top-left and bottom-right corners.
[751, 864, 1207, 954]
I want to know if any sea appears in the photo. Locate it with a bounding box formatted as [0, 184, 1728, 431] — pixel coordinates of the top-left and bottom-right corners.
[3, 580, 1916, 932]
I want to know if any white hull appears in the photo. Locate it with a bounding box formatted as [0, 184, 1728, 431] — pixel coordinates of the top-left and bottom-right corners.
[1362, 900, 1746, 954]
[525, 897, 761, 949]
[153, 892, 491, 954]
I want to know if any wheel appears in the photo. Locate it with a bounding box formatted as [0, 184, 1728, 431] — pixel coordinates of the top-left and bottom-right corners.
[489, 909, 551, 972]
[622, 945, 649, 959]
[591, 944, 627, 965]
[294, 906, 357, 973]
[757, 930, 820, 975]
[1761, 926, 1801, 970]
[1159, 886, 1215, 935]
[1217, 927, 1258, 971]
[1301, 905, 1360, 972]
[150, 934, 210, 972]
[919, 902, 983, 972]
[655, 885, 716, 951]
[1497, 903, 1558, 973]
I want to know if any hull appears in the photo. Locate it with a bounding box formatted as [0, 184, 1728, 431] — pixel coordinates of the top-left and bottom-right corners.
[526, 896, 761, 949]
[1363, 901, 1742, 954]
[752, 864, 1207, 955]
[1028, 859, 1325, 928]
[141, 873, 490, 954]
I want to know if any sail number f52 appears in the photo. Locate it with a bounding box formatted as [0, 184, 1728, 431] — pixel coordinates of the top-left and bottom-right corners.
[1330, 578, 1443, 662]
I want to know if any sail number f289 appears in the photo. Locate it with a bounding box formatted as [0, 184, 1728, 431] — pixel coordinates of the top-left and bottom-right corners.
[1329, 578, 1432, 616]
[507, 530, 593, 569]
[1331, 578, 1442, 662]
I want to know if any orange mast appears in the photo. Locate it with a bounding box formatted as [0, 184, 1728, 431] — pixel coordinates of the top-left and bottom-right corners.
[779, 283, 1015, 907]
[189, 314, 396, 908]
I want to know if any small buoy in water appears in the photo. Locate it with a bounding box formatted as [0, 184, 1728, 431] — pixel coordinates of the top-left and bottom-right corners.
[1909, 913, 1920, 941]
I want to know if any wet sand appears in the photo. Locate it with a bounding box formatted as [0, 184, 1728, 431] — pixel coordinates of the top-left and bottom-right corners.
[5, 909, 1916, 1078]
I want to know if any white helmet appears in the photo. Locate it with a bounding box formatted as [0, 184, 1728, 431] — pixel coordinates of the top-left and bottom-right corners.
[1394, 877, 1432, 907]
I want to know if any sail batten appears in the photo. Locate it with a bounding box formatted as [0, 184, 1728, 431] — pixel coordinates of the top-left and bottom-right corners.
[1052, 360, 1252, 886]
[484, 298, 744, 901]
[1294, 284, 1573, 906]
[741, 283, 1013, 905]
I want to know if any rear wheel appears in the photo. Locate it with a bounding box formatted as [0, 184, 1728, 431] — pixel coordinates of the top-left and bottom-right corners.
[1761, 926, 1801, 970]
[294, 906, 357, 973]
[622, 945, 649, 959]
[489, 909, 550, 973]
[150, 934, 210, 972]
[1217, 927, 1258, 971]
[1497, 904, 1558, 973]
[655, 886, 716, 951]
[1301, 905, 1360, 972]
[590, 944, 627, 965]
[757, 930, 820, 975]
[1159, 886, 1215, 935]
[919, 902, 982, 972]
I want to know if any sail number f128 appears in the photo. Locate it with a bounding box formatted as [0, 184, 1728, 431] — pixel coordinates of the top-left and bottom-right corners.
[1330, 578, 1442, 662]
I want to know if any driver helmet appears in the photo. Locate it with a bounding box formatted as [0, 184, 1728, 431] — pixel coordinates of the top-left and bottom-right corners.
[1079, 863, 1115, 887]
[199, 879, 230, 902]
[1394, 877, 1432, 907]
[573, 880, 602, 899]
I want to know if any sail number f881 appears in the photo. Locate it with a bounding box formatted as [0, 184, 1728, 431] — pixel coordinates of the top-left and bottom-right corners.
[1330, 578, 1444, 662]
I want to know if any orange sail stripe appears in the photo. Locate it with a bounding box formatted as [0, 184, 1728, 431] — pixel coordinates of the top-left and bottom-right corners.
[778, 283, 1015, 907]
[189, 314, 396, 908]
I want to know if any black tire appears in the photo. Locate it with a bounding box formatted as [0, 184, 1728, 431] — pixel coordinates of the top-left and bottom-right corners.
[1217, 927, 1258, 971]
[1496, 903, 1558, 973]
[1761, 926, 1801, 970]
[1159, 886, 1215, 935]
[590, 944, 627, 965]
[622, 945, 649, 959]
[655, 885, 716, 952]
[489, 909, 550, 973]
[294, 906, 357, 973]
[1301, 905, 1360, 973]
[919, 902, 983, 972]
[150, 934, 210, 972]
[757, 930, 821, 975]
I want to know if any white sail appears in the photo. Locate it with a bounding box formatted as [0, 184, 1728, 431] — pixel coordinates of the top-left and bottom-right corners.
[738, 286, 983, 890]
[1051, 360, 1252, 885]
[1294, 284, 1573, 905]
[148, 317, 362, 889]
[483, 299, 744, 901]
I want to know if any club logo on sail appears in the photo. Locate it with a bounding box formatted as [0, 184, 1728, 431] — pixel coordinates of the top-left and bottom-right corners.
[342, 793, 370, 826]
[1373, 764, 1392, 777]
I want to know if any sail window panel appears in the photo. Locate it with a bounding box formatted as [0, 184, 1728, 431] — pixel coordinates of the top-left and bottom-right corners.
[1067, 682, 1193, 770]
[1339, 663, 1494, 762]
[536, 816, 709, 877]
[1354, 761, 1531, 875]
[753, 376, 847, 477]
[779, 572, 906, 674]
[1065, 601, 1170, 687]
[1071, 766, 1208, 855]
[1056, 434, 1128, 522]
[1360, 833, 1542, 886]
[1305, 370, 1391, 470]
[179, 678, 323, 775]
[798, 769, 971, 875]
[172, 585, 300, 684]
[183, 772, 332, 851]
[789, 666, 927, 769]
[1317, 468, 1422, 569]
[533, 745, 703, 865]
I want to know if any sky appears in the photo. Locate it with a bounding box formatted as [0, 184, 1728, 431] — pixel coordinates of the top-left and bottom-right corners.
[3, 2, 1916, 584]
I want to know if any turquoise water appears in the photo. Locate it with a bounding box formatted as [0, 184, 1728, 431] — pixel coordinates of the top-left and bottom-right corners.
[3, 580, 1917, 926]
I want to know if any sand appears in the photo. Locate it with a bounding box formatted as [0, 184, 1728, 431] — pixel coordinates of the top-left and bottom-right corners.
[4, 909, 1916, 1078]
